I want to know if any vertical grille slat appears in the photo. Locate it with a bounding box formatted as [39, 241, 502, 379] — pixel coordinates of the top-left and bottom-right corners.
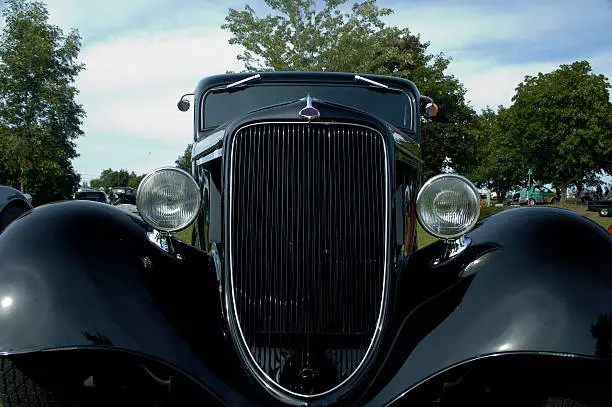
[228, 122, 387, 395]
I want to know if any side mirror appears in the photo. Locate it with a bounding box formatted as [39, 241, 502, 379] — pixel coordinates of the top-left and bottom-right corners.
[177, 92, 194, 112]
[426, 102, 439, 118]
[420, 95, 439, 118]
[177, 98, 190, 112]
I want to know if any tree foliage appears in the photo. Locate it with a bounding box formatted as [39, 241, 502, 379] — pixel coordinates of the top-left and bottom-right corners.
[175, 143, 193, 173]
[505, 61, 611, 200]
[222, 0, 476, 179]
[467, 107, 527, 201]
[0, 0, 85, 204]
[89, 169, 145, 190]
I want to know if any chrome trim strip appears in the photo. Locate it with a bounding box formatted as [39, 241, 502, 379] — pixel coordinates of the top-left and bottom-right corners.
[226, 121, 391, 401]
[192, 129, 224, 160]
[196, 149, 223, 166]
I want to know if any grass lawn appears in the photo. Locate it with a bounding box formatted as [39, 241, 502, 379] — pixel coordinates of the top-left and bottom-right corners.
[173, 226, 192, 243]
[417, 202, 611, 248]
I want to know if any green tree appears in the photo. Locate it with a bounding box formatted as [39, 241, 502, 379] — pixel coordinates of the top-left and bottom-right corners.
[0, 0, 85, 204]
[175, 143, 192, 172]
[468, 107, 527, 201]
[506, 61, 611, 202]
[222, 0, 476, 179]
[89, 168, 145, 190]
[358, 26, 477, 179]
[128, 173, 145, 189]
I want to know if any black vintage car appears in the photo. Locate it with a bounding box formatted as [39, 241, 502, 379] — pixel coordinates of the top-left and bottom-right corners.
[0, 185, 32, 234]
[75, 188, 109, 203]
[0, 72, 611, 407]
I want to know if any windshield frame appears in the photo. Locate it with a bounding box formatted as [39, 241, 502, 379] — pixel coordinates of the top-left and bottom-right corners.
[199, 81, 416, 133]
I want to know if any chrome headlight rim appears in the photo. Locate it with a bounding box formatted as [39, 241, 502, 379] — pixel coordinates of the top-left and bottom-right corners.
[416, 173, 480, 240]
[136, 166, 201, 232]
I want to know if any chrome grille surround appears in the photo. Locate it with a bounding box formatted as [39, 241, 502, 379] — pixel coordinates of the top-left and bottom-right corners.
[225, 121, 391, 401]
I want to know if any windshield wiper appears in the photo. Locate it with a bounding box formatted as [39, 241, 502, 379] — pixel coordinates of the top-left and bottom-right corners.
[226, 73, 261, 89]
[354, 74, 389, 89]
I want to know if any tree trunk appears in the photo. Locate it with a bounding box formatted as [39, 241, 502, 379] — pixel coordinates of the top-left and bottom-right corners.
[560, 181, 567, 204]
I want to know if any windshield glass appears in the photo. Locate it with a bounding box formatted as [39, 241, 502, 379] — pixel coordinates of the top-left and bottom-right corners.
[202, 84, 414, 131]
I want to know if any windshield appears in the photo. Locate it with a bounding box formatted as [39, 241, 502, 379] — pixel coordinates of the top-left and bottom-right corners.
[202, 83, 415, 131]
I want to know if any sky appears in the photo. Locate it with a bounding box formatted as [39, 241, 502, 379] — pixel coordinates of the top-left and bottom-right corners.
[33, 0, 612, 182]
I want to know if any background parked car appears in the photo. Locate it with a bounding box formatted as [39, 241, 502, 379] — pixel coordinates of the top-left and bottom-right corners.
[519, 185, 558, 205]
[587, 198, 612, 217]
[111, 190, 139, 215]
[108, 186, 135, 204]
[74, 189, 108, 203]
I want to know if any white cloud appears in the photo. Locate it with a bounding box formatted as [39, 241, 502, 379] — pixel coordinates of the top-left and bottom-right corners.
[76, 27, 243, 141]
[66, 0, 611, 177]
[455, 49, 612, 111]
[45, 0, 166, 37]
[385, 0, 612, 110]
[387, 0, 612, 55]
[448, 60, 560, 111]
[72, 25, 243, 176]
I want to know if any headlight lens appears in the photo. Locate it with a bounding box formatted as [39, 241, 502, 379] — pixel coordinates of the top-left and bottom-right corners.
[136, 167, 201, 232]
[416, 174, 480, 239]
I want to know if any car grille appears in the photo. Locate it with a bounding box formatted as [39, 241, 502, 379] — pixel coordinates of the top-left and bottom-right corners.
[227, 122, 388, 396]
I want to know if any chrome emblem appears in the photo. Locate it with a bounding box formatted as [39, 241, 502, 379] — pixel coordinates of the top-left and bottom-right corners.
[299, 93, 320, 120]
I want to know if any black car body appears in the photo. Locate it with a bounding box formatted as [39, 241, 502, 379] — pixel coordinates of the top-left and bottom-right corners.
[0, 72, 611, 407]
[0, 185, 32, 234]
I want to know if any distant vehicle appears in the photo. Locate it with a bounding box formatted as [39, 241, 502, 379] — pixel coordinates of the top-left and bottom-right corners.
[0, 186, 32, 234]
[587, 199, 612, 217]
[108, 186, 135, 204]
[505, 190, 521, 206]
[110, 186, 135, 196]
[74, 189, 108, 203]
[112, 190, 139, 215]
[478, 189, 497, 200]
[519, 185, 558, 206]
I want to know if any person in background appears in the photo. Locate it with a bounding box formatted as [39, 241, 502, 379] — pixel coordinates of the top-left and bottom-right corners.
[596, 184, 603, 200]
[604, 185, 610, 199]
[107, 187, 116, 203]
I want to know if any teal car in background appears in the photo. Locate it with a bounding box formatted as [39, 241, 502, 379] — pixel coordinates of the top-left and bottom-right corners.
[518, 185, 558, 206]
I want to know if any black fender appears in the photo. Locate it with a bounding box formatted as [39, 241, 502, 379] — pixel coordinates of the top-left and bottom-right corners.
[0, 201, 258, 406]
[0, 185, 32, 233]
[363, 207, 612, 405]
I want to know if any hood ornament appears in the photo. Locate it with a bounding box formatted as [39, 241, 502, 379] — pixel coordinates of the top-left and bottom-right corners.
[299, 93, 320, 120]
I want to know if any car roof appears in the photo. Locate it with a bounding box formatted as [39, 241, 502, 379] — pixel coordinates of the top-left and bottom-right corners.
[194, 72, 420, 99]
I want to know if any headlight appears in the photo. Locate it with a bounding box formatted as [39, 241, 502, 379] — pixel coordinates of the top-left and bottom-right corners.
[416, 174, 480, 239]
[136, 167, 201, 232]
